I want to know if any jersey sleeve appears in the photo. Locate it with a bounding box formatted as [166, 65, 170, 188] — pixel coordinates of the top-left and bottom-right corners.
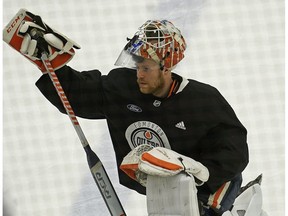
[35, 65, 106, 119]
[197, 87, 249, 193]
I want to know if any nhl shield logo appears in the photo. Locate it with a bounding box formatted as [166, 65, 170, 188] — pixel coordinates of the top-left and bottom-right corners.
[153, 100, 161, 107]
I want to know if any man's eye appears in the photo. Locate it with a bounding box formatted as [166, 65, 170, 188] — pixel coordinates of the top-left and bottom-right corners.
[136, 65, 150, 72]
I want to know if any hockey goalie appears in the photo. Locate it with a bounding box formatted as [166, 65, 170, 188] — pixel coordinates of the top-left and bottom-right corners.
[3, 8, 269, 216]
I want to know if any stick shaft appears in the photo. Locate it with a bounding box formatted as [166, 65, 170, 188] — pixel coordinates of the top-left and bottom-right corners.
[41, 53, 126, 216]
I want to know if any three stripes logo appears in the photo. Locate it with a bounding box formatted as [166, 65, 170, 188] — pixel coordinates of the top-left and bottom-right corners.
[175, 121, 186, 130]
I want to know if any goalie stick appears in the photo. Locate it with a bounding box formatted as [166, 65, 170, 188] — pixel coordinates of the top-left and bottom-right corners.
[41, 53, 126, 216]
[3, 8, 126, 216]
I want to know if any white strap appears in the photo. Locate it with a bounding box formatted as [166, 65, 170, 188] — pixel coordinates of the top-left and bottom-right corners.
[19, 21, 45, 33]
[147, 47, 161, 63]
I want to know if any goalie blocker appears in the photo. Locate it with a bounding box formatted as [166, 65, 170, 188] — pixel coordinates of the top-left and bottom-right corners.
[3, 8, 80, 73]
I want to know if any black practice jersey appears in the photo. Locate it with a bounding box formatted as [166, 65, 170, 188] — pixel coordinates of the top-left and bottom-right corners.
[36, 66, 249, 195]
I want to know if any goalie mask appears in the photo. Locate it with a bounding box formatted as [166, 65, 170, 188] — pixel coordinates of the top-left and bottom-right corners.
[115, 20, 187, 70]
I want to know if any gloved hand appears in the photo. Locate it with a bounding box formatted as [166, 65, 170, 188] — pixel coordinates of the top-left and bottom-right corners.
[120, 144, 154, 186]
[120, 145, 209, 187]
[19, 12, 80, 60]
[3, 9, 80, 73]
[139, 147, 209, 186]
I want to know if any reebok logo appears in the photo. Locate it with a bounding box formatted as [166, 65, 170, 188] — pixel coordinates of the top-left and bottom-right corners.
[175, 121, 186, 130]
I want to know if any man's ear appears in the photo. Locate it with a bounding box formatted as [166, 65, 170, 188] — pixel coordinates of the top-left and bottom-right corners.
[163, 67, 171, 74]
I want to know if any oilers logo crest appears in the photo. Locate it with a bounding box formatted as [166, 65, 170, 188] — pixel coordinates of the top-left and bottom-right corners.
[125, 121, 171, 149]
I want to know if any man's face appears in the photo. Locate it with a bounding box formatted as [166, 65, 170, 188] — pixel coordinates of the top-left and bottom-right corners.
[136, 59, 165, 96]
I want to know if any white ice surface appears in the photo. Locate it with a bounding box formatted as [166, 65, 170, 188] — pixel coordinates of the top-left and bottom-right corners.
[3, 0, 285, 215]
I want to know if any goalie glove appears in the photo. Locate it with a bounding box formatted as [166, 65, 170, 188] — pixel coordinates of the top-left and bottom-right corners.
[139, 147, 209, 186]
[3, 8, 80, 73]
[120, 144, 154, 187]
[120, 145, 209, 187]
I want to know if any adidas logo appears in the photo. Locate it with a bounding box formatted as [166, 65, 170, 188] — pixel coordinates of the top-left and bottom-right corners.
[175, 121, 186, 130]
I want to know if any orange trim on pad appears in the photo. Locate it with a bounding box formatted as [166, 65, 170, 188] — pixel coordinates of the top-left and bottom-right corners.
[141, 152, 182, 171]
